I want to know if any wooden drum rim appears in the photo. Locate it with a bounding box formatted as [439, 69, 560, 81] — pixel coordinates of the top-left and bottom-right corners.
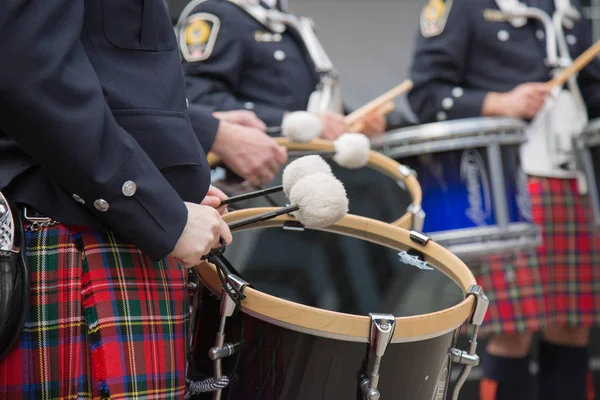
[195, 208, 476, 344]
[207, 137, 422, 229]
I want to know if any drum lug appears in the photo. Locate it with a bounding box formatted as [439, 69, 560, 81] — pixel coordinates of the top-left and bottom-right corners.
[220, 275, 249, 318]
[398, 164, 417, 178]
[450, 348, 480, 366]
[467, 284, 489, 327]
[359, 313, 395, 400]
[449, 285, 489, 400]
[407, 204, 426, 233]
[209, 341, 245, 360]
[409, 230, 430, 246]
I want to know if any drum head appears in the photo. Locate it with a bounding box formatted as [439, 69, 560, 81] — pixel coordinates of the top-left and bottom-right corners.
[221, 219, 464, 320]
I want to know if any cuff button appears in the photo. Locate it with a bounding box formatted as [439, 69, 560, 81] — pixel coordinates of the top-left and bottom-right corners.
[122, 180, 137, 197]
[94, 199, 110, 212]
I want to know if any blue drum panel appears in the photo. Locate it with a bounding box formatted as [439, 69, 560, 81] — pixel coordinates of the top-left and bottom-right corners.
[502, 144, 533, 224]
[401, 148, 497, 233]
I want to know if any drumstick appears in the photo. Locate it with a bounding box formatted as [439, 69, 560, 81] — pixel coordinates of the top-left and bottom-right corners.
[349, 101, 396, 133]
[344, 80, 413, 126]
[220, 185, 283, 206]
[228, 204, 300, 229]
[547, 39, 600, 88]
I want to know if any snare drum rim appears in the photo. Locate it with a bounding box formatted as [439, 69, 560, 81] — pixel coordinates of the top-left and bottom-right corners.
[583, 118, 600, 147]
[196, 209, 476, 344]
[206, 137, 422, 230]
[371, 117, 526, 151]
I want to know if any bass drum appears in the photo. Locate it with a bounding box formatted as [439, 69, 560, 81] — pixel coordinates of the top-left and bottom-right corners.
[187, 209, 487, 400]
[208, 137, 424, 231]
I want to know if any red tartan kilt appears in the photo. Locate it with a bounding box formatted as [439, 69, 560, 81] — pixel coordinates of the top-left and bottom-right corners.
[472, 176, 600, 335]
[0, 224, 189, 399]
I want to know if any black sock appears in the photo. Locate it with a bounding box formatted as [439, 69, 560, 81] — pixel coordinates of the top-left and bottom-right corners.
[538, 340, 589, 400]
[481, 351, 533, 400]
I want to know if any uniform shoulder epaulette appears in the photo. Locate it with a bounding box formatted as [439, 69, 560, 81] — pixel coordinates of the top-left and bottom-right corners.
[420, 0, 453, 37]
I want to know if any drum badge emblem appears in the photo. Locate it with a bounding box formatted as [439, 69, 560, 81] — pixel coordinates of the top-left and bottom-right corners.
[398, 251, 434, 270]
[460, 150, 492, 226]
[431, 355, 449, 400]
[516, 167, 533, 221]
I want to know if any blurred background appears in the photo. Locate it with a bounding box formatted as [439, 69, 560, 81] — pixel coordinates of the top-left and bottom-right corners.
[167, 0, 600, 397]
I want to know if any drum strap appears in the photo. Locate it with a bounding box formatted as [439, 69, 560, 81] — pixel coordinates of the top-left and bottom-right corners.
[185, 376, 230, 398]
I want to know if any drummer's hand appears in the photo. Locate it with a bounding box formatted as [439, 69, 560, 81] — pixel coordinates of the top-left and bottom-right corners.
[357, 110, 387, 138]
[213, 110, 267, 131]
[212, 121, 288, 187]
[315, 111, 348, 140]
[201, 185, 229, 215]
[170, 203, 232, 268]
[482, 82, 552, 119]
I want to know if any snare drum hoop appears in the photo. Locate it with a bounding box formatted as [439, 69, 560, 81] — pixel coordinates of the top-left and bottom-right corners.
[583, 118, 600, 147]
[195, 208, 476, 344]
[206, 138, 423, 230]
[371, 117, 527, 157]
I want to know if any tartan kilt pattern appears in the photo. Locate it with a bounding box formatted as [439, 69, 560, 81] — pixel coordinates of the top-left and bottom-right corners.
[473, 176, 600, 335]
[0, 224, 189, 399]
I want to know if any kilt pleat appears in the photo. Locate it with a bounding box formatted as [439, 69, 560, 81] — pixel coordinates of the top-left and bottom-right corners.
[473, 176, 600, 335]
[0, 224, 189, 399]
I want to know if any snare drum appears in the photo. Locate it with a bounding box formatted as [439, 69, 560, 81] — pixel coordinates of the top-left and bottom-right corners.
[575, 118, 600, 227]
[186, 209, 488, 400]
[208, 138, 424, 231]
[371, 117, 541, 260]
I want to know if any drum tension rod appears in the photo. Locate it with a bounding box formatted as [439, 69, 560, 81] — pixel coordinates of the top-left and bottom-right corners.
[210, 274, 249, 400]
[450, 285, 490, 400]
[359, 313, 396, 400]
[407, 205, 426, 233]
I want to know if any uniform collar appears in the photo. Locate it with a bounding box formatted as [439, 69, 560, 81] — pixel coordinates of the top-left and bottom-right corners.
[259, 0, 288, 11]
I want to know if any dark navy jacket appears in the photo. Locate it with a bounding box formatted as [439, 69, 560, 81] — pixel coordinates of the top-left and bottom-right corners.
[0, 0, 214, 260]
[181, 0, 319, 134]
[408, 0, 600, 123]
[179, 0, 412, 146]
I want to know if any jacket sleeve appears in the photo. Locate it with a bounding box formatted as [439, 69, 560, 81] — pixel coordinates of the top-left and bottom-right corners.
[572, 13, 600, 119]
[188, 103, 221, 152]
[407, 0, 488, 123]
[181, 2, 288, 127]
[0, 0, 189, 260]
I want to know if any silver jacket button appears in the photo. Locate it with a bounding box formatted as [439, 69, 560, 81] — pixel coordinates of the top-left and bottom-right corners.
[122, 180, 137, 197]
[274, 50, 286, 61]
[497, 30, 510, 42]
[94, 199, 109, 212]
[72, 194, 85, 205]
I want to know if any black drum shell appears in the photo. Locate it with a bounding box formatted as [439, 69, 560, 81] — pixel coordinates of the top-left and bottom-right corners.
[188, 284, 458, 400]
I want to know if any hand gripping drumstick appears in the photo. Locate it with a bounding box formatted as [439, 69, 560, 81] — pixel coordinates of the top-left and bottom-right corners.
[219, 134, 372, 206]
[547, 39, 600, 88]
[344, 80, 413, 126]
[349, 101, 396, 133]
